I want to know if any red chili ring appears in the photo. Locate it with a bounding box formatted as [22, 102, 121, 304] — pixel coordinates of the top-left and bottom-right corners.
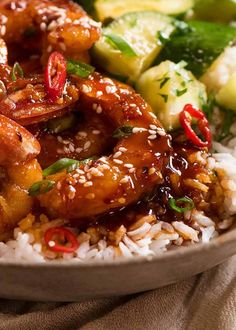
[44, 51, 67, 102]
[44, 227, 79, 253]
[179, 104, 212, 148]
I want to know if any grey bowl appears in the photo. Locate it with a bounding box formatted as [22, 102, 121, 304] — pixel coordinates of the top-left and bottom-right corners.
[0, 228, 236, 302]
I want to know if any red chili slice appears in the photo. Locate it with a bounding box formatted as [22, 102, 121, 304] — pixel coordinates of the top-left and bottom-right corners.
[44, 227, 79, 253]
[179, 104, 212, 148]
[45, 51, 67, 102]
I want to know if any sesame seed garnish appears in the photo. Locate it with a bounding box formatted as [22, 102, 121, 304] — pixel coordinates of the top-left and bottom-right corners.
[113, 159, 123, 165]
[68, 186, 76, 200]
[120, 176, 129, 184]
[84, 181, 93, 187]
[68, 143, 75, 152]
[89, 168, 104, 177]
[40, 22, 47, 31]
[48, 241, 55, 247]
[77, 131, 87, 138]
[113, 151, 122, 158]
[119, 147, 127, 152]
[148, 135, 157, 140]
[92, 130, 100, 135]
[57, 182, 62, 190]
[96, 105, 103, 114]
[75, 147, 83, 153]
[156, 128, 166, 136]
[149, 112, 157, 119]
[132, 127, 147, 134]
[96, 91, 103, 97]
[105, 85, 117, 94]
[148, 168, 156, 175]
[76, 169, 85, 175]
[92, 103, 98, 110]
[149, 124, 158, 130]
[124, 164, 133, 169]
[81, 84, 92, 93]
[84, 141, 91, 150]
[79, 179, 86, 184]
[148, 130, 157, 135]
[86, 173, 92, 180]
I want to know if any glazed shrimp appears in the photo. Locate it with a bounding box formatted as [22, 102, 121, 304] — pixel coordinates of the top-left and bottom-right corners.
[31, 110, 115, 168]
[38, 73, 171, 220]
[0, 74, 79, 125]
[0, 115, 42, 235]
[0, 0, 101, 62]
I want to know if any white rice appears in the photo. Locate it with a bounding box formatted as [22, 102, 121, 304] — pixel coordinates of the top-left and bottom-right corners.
[0, 137, 236, 262]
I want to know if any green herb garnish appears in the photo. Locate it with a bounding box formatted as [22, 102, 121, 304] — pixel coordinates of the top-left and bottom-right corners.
[176, 88, 188, 97]
[104, 33, 137, 57]
[43, 158, 93, 177]
[157, 31, 169, 45]
[67, 60, 95, 78]
[11, 62, 24, 81]
[28, 180, 55, 196]
[169, 197, 195, 213]
[158, 76, 170, 89]
[113, 125, 133, 139]
[159, 94, 169, 103]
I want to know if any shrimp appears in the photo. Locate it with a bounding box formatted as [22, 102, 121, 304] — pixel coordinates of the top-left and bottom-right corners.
[0, 114, 42, 235]
[31, 110, 115, 168]
[0, 0, 101, 63]
[0, 74, 80, 125]
[38, 73, 171, 220]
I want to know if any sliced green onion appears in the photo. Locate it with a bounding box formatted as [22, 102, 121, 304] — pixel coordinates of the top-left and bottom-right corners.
[104, 33, 137, 57]
[168, 197, 195, 213]
[113, 125, 133, 139]
[176, 88, 188, 97]
[11, 62, 24, 81]
[47, 113, 77, 134]
[67, 60, 95, 78]
[28, 180, 55, 196]
[43, 157, 94, 177]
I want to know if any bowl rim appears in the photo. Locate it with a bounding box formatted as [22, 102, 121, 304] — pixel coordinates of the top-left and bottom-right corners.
[0, 227, 235, 269]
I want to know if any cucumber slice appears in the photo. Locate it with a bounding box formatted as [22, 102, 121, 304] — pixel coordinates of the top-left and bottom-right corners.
[95, 0, 194, 21]
[216, 74, 236, 112]
[194, 0, 236, 22]
[136, 61, 207, 131]
[93, 12, 176, 83]
[158, 21, 236, 78]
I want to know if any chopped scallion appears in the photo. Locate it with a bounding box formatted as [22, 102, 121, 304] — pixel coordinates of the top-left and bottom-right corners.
[28, 180, 55, 196]
[67, 60, 95, 78]
[11, 62, 24, 81]
[113, 125, 134, 139]
[104, 33, 137, 57]
[169, 197, 195, 213]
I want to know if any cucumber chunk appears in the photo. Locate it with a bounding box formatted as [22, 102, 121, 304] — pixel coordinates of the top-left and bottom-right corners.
[158, 21, 236, 77]
[94, 0, 193, 21]
[194, 0, 236, 22]
[136, 61, 207, 131]
[93, 12, 176, 83]
[216, 74, 236, 112]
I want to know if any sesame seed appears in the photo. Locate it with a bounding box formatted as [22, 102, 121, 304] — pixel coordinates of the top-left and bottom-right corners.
[149, 124, 158, 130]
[113, 159, 123, 164]
[96, 105, 103, 114]
[68, 186, 76, 200]
[89, 168, 104, 177]
[148, 130, 157, 135]
[86, 173, 92, 180]
[69, 143, 75, 152]
[40, 22, 47, 31]
[124, 164, 133, 169]
[79, 179, 86, 184]
[96, 91, 103, 97]
[76, 169, 85, 175]
[156, 128, 166, 136]
[113, 151, 122, 158]
[92, 103, 98, 110]
[118, 198, 126, 204]
[85, 193, 95, 200]
[84, 141, 91, 150]
[84, 181, 93, 187]
[81, 84, 91, 93]
[105, 85, 117, 94]
[120, 176, 129, 184]
[148, 135, 157, 140]
[48, 241, 55, 247]
[148, 168, 156, 175]
[0, 25, 6, 36]
[119, 147, 127, 152]
[149, 112, 157, 119]
[78, 131, 87, 138]
[57, 182, 62, 190]
[132, 127, 147, 134]
[75, 147, 83, 153]
[92, 130, 100, 135]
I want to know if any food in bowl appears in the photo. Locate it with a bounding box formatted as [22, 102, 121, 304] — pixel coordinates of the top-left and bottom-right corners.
[0, 0, 235, 262]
